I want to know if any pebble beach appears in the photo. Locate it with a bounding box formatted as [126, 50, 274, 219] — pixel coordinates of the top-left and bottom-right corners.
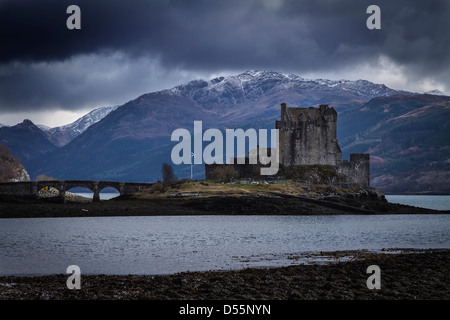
[1, 249, 448, 300]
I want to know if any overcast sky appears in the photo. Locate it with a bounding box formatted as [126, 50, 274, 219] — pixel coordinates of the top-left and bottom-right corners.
[0, 0, 449, 127]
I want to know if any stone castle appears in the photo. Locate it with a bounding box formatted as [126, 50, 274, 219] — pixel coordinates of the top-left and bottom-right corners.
[276, 103, 341, 166]
[205, 103, 370, 187]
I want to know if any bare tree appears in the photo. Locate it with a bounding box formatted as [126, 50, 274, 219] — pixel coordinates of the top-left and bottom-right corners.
[162, 163, 177, 189]
[210, 165, 238, 182]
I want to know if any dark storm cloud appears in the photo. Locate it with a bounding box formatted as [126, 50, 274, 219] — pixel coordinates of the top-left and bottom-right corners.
[1, 0, 448, 68]
[0, 0, 325, 69]
[0, 0, 449, 112]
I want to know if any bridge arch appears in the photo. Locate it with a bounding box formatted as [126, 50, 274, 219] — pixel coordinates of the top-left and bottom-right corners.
[66, 186, 94, 201]
[63, 180, 100, 201]
[37, 181, 61, 198]
[99, 186, 120, 200]
[36, 180, 63, 199]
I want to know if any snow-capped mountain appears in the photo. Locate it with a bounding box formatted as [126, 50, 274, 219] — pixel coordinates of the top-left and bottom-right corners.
[36, 124, 51, 131]
[37, 70, 408, 146]
[172, 70, 406, 99]
[167, 70, 409, 111]
[42, 105, 119, 147]
[424, 89, 447, 96]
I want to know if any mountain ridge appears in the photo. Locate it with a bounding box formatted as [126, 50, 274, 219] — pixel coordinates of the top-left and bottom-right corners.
[40, 105, 119, 147]
[0, 119, 57, 169]
[3, 70, 447, 193]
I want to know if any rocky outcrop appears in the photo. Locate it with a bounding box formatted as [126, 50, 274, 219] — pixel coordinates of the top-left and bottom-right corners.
[8, 168, 31, 182]
[0, 144, 30, 182]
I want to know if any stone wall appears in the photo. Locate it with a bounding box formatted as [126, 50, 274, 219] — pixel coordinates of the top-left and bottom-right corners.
[205, 147, 277, 180]
[337, 154, 370, 187]
[0, 181, 35, 195]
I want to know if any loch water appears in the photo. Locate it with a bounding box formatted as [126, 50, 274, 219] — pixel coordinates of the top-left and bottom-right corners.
[1, 212, 449, 276]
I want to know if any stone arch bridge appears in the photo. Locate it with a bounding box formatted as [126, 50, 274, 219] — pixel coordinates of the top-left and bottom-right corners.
[0, 180, 154, 202]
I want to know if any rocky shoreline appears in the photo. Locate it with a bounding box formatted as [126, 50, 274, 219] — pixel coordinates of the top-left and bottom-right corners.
[1, 249, 448, 300]
[37, 189, 92, 203]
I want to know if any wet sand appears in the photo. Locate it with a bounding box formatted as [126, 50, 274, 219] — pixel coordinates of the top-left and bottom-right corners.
[1, 249, 448, 300]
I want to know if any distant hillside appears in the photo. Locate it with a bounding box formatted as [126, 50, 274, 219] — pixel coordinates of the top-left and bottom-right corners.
[0, 119, 57, 172]
[338, 94, 450, 194]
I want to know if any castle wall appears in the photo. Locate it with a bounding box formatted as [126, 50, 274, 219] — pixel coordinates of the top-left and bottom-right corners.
[337, 154, 370, 187]
[205, 148, 274, 180]
[205, 161, 261, 180]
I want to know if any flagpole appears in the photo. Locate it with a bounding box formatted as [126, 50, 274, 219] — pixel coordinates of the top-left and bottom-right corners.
[191, 152, 194, 180]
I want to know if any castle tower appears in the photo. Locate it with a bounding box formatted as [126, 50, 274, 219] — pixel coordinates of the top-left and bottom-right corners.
[276, 103, 341, 166]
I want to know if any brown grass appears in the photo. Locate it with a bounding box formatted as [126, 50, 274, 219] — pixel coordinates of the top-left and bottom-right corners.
[134, 179, 355, 199]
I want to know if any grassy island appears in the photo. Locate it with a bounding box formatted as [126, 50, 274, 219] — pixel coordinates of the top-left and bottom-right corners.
[0, 179, 448, 218]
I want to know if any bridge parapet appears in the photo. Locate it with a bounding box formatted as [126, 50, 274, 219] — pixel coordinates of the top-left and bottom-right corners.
[0, 180, 154, 202]
[0, 181, 36, 196]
